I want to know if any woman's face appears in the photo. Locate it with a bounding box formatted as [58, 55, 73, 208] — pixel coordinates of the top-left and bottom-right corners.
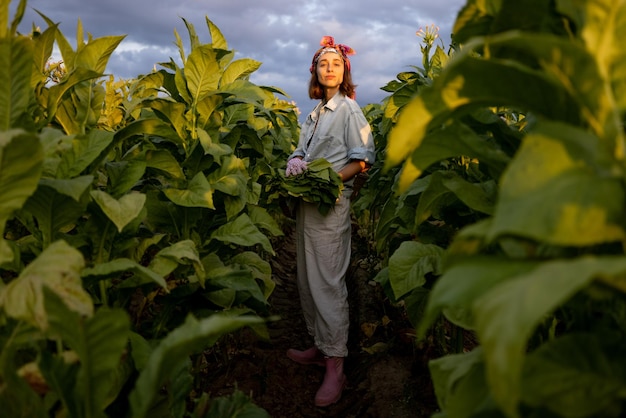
[316, 52, 344, 90]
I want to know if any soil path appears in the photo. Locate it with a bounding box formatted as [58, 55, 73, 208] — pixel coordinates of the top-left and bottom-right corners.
[201, 222, 439, 417]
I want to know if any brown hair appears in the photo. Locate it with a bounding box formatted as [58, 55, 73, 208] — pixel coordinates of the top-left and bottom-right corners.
[308, 60, 356, 100]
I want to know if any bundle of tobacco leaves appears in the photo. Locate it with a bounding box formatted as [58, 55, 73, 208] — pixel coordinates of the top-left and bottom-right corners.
[265, 158, 344, 216]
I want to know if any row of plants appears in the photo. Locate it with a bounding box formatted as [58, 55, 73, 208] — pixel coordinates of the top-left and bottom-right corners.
[4, 0, 626, 416]
[351, 0, 626, 417]
[0, 0, 300, 416]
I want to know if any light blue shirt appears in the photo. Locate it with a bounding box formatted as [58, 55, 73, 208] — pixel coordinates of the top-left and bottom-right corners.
[290, 92, 375, 184]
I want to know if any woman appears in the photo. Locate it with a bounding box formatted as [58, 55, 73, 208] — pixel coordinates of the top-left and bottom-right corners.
[284, 36, 375, 407]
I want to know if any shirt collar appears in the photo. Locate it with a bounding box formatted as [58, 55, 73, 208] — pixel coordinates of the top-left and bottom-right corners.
[323, 91, 343, 111]
[310, 91, 343, 122]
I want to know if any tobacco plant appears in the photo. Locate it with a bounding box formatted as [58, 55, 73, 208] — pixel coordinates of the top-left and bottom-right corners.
[0, 0, 297, 416]
[380, 0, 626, 417]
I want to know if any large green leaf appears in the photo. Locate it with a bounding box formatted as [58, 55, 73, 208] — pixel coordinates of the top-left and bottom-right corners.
[82, 258, 168, 290]
[115, 118, 183, 147]
[207, 155, 249, 219]
[67, 80, 105, 132]
[451, 0, 503, 44]
[185, 45, 221, 105]
[386, 32, 596, 191]
[206, 155, 249, 196]
[44, 287, 130, 418]
[0, 322, 49, 418]
[196, 95, 221, 130]
[38, 350, 82, 418]
[31, 23, 57, 88]
[415, 171, 495, 227]
[128, 332, 152, 372]
[0, 240, 92, 331]
[220, 58, 262, 87]
[409, 119, 510, 177]
[429, 347, 495, 418]
[142, 191, 189, 235]
[46, 67, 103, 130]
[38, 127, 72, 176]
[203, 390, 270, 418]
[387, 63, 565, 188]
[39, 175, 94, 202]
[131, 69, 178, 101]
[164, 172, 215, 209]
[131, 233, 167, 264]
[106, 159, 147, 197]
[571, 0, 626, 118]
[222, 79, 272, 104]
[128, 313, 264, 418]
[223, 102, 254, 128]
[40, 13, 74, 67]
[474, 256, 626, 418]
[492, 30, 620, 150]
[143, 149, 185, 179]
[205, 288, 236, 309]
[180, 17, 200, 54]
[381, 71, 424, 122]
[488, 122, 625, 246]
[373, 194, 406, 252]
[223, 194, 247, 222]
[198, 126, 233, 159]
[206, 265, 266, 308]
[147, 240, 205, 285]
[0, 36, 33, 130]
[455, 0, 575, 46]
[74, 35, 125, 74]
[0, 130, 43, 264]
[0, 0, 8, 38]
[209, 213, 274, 255]
[144, 98, 188, 140]
[90, 190, 146, 233]
[24, 176, 92, 248]
[56, 129, 115, 178]
[9, 0, 26, 35]
[174, 66, 192, 106]
[247, 205, 283, 237]
[206, 16, 228, 50]
[522, 332, 626, 418]
[418, 256, 538, 335]
[230, 251, 274, 299]
[388, 241, 444, 299]
[439, 175, 496, 217]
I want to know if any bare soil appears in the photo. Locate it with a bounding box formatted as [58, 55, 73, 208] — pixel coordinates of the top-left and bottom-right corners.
[197, 221, 441, 418]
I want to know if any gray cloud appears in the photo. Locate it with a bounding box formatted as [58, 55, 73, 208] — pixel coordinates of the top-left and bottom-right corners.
[18, 0, 466, 111]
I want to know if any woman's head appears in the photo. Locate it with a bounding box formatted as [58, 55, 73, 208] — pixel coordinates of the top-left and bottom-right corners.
[308, 36, 356, 100]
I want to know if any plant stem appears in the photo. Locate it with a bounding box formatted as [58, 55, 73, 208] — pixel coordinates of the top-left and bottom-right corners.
[96, 222, 112, 307]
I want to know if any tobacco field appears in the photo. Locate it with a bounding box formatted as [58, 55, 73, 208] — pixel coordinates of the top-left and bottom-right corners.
[2, 0, 626, 417]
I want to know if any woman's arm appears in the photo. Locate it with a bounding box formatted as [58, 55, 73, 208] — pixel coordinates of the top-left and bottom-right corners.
[338, 160, 368, 182]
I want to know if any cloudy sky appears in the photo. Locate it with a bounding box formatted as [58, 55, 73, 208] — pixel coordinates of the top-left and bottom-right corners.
[16, 0, 467, 112]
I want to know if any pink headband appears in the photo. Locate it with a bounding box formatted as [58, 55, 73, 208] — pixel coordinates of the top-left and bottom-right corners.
[309, 36, 355, 73]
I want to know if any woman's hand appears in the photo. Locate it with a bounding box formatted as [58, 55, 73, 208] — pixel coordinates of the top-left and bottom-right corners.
[285, 158, 308, 177]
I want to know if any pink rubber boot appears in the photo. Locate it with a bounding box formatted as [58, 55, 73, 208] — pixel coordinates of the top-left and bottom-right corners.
[286, 346, 325, 366]
[314, 357, 347, 407]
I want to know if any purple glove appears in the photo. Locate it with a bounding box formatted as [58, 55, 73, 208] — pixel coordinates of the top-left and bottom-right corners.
[285, 158, 308, 177]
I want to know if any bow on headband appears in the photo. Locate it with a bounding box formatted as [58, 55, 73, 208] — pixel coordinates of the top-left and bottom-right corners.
[310, 36, 356, 73]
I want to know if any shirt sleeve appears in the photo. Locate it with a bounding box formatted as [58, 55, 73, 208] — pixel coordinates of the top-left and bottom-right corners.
[345, 105, 376, 165]
[289, 115, 310, 160]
